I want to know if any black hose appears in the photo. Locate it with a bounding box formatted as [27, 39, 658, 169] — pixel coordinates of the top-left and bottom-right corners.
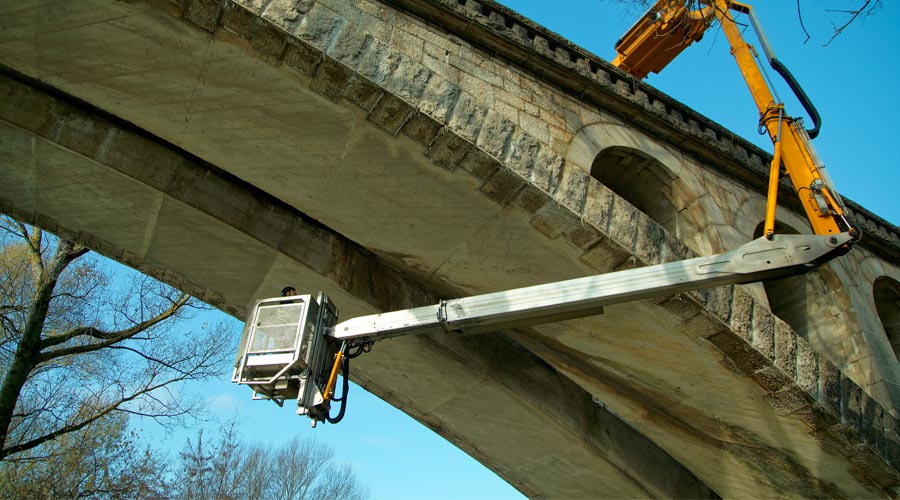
[326, 354, 350, 424]
[347, 342, 373, 359]
[770, 58, 821, 139]
[326, 342, 372, 424]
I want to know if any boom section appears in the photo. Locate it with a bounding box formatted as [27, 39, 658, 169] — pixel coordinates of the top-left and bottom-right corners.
[332, 233, 852, 344]
[232, 233, 852, 426]
[612, 0, 712, 78]
[613, 1, 855, 239]
[708, 0, 850, 237]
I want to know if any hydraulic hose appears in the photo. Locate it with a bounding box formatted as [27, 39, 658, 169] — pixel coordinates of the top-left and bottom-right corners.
[326, 342, 370, 424]
[326, 354, 350, 424]
[770, 58, 821, 138]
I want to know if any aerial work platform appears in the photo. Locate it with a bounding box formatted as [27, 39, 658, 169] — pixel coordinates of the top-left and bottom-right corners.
[234, 233, 852, 426]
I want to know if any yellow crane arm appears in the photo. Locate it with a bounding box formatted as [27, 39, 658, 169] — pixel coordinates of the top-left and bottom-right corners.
[613, 0, 856, 239]
[612, 1, 712, 79]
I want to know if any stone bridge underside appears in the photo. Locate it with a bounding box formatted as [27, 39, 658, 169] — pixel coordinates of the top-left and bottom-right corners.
[3, 1, 900, 498]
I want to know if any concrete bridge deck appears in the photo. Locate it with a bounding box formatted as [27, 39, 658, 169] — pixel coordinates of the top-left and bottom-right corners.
[3, 0, 900, 497]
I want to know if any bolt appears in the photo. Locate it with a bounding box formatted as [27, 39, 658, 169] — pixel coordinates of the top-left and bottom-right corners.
[829, 236, 838, 244]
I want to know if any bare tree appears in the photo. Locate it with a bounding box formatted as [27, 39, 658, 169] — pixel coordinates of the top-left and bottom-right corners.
[0, 412, 171, 499]
[176, 422, 369, 500]
[0, 215, 233, 461]
[177, 427, 243, 500]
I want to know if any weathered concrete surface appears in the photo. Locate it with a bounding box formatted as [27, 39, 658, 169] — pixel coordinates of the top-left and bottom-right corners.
[0, 72, 718, 499]
[3, 0, 900, 498]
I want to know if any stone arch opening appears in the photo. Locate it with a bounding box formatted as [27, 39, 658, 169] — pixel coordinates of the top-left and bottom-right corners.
[591, 146, 679, 234]
[874, 277, 900, 360]
[753, 221, 850, 345]
[753, 221, 809, 333]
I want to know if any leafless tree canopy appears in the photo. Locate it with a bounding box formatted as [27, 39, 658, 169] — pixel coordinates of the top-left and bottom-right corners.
[0, 215, 233, 461]
[177, 422, 370, 500]
[0, 412, 170, 499]
[0, 414, 372, 500]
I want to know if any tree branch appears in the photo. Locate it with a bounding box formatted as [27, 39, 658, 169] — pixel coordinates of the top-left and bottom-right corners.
[0, 236, 91, 455]
[0, 218, 230, 472]
[106, 345, 194, 377]
[38, 293, 190, 355]
[795, 0, 810, 43]
[14, 223, 44, 286]
[1, 404, 113, 458]
[2, 371, 197, 458]
[824, 0, 880, 46]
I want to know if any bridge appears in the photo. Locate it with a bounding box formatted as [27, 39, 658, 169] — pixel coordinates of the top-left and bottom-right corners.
[3, 0, 900, 497]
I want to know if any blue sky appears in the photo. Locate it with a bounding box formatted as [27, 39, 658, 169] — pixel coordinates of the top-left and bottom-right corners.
[142, 3, 899, 500]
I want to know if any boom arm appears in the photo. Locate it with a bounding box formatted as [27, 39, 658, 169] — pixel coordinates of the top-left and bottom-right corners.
[233, 233, 852, 426]
[613, 1, 856, 239]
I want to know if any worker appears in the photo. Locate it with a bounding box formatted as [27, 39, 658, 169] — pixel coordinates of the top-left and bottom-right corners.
[281, 286, 297, 297]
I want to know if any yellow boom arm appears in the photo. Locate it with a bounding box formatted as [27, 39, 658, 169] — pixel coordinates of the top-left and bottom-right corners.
[613, 0, 855, 239]
[612, 1, 712, 79]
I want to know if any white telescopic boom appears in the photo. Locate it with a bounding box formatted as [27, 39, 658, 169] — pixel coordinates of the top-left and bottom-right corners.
[331, 233, 851, 344]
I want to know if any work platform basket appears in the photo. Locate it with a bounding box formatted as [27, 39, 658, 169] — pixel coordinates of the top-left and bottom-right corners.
[232, 294, 337, 406]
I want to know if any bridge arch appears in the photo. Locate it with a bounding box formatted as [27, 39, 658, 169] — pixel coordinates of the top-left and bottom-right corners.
[875, 277, 900, 360]
[733, 198, 811, 243]
[751, 220, 854, 362]
[853, 256, 900, 361]
[567, 122, 705, 240]
[590, 145, 678, 233]
[834, 256, 900, 409]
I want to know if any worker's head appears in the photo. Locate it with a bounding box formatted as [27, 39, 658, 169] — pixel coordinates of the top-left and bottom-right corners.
[281, 286, 297, 297]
